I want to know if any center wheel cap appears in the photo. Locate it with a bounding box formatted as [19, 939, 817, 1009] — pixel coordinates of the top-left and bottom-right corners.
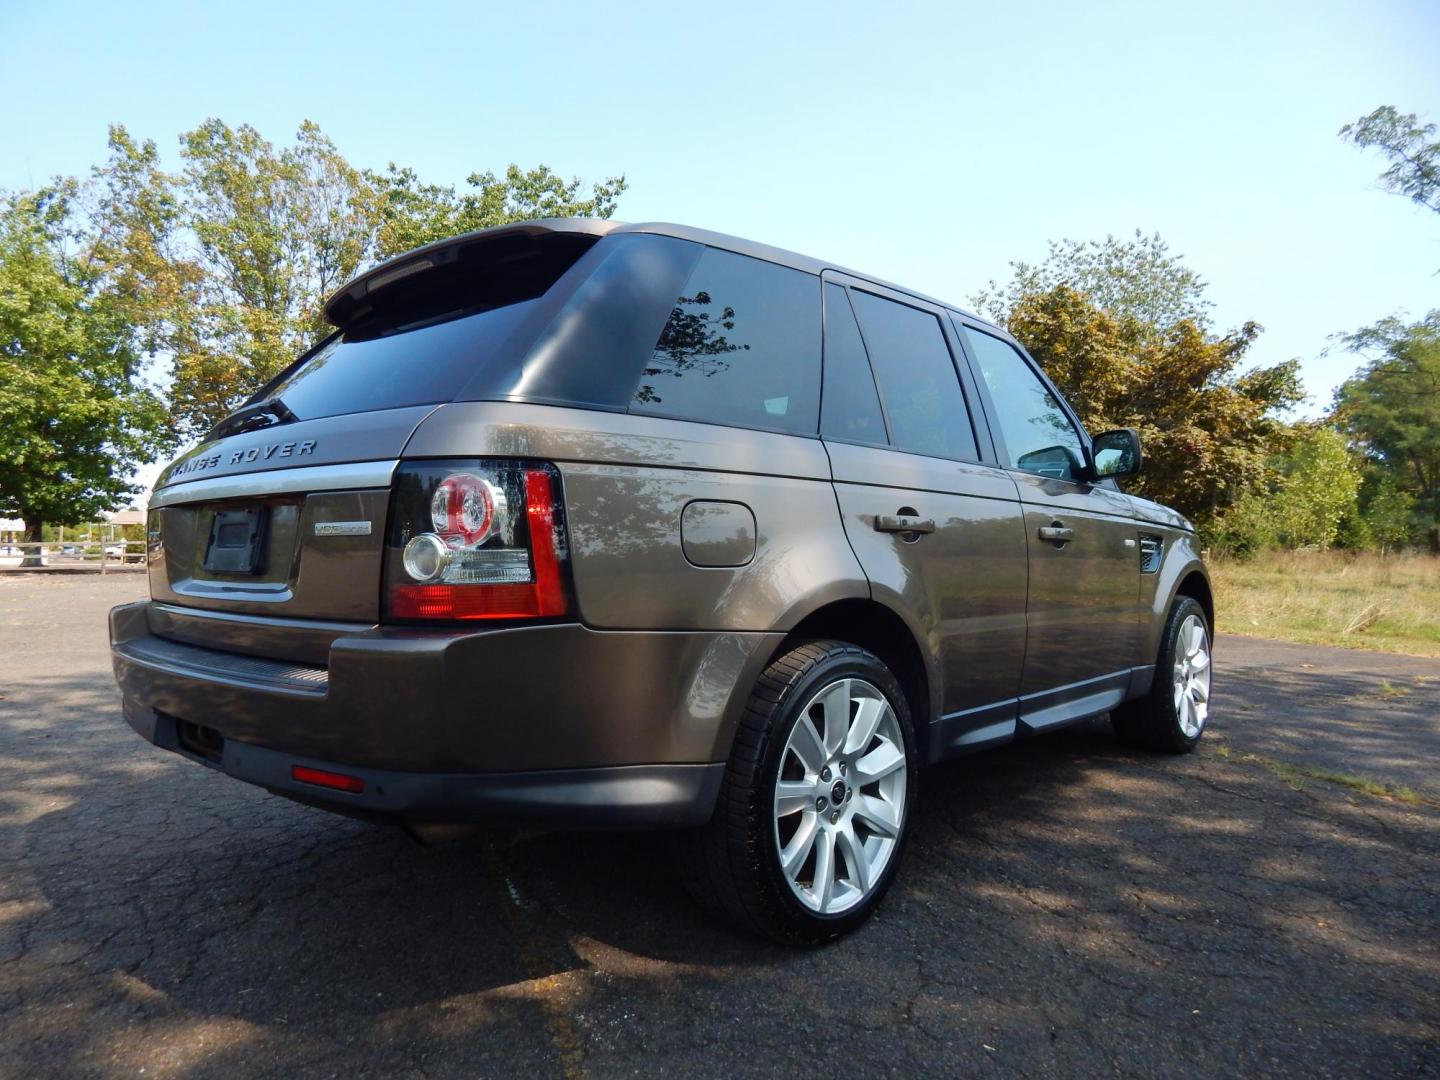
[830, 780, 847, 805]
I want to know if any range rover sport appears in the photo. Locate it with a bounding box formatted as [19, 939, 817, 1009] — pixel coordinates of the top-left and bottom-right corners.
[110, 219, 1214, 944]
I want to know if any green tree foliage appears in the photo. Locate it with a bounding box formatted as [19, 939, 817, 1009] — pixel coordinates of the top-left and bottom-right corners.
[1208, 490, 1278, 558]
[1332, 311, 1440, 535]
[991, 270, 1302, 528]
[974, 230, 1211, 330]
[1362, 474, 1416, 550]
[1270, 426, 1360, 549]
[1340, 106, 1440, 216]
[0, 186, 174, 560]
[1338, 472, 1415, 552]
[162, 119, 382, 433]
[103, 119, 626, 437]
[368, 163, 626, 259]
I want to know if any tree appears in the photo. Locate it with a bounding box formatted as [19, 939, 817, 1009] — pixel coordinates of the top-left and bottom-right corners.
[369, 162, 626, 259]
[109, 119, 628, 437]
[1270, 426, 1360, 549]
[157, 119, 383, 434]
[989, 272, 1302, 529]
[0, 186, 173, 562]
[1332, 311, 1440, 545]
[1340, 106, 1440, 216]
[974, 230, 1211, 331]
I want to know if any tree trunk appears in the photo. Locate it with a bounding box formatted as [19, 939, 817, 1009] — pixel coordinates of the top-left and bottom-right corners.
[1429, 525, 1439, 557]
[20, 519, 43, 568]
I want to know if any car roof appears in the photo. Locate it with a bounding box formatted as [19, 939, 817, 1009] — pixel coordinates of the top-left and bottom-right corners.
[323, 217, 1001, 333]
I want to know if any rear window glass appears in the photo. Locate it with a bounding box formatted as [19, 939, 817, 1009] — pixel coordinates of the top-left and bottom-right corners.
[263, 302, 538, 422]
[252, 234, 592, 422]
[628, 248, 820, 435]
[849, 290, 978, 461]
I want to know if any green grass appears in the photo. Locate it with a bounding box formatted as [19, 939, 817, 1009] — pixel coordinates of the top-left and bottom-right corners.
[1207, 742, 1427, 805]
[1210, 549, 1440, 658]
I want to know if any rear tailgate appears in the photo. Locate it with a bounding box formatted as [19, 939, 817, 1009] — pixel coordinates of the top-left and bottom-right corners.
[147, 406, 435, 622]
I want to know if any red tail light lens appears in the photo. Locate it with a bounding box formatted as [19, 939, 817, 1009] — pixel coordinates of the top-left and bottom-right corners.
[384, 461, 572, 623]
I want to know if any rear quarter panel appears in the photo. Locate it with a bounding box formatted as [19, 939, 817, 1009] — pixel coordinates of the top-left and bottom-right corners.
[401, 402, 869, 631]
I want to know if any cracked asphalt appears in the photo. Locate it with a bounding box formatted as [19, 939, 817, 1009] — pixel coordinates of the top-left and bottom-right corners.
[1, 574, 1437, 1078]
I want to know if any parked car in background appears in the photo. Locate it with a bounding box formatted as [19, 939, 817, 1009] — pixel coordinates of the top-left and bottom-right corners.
[110, 219, 1213, 943]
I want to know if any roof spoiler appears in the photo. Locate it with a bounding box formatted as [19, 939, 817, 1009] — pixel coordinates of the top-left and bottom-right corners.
[322, 217, 621, 329]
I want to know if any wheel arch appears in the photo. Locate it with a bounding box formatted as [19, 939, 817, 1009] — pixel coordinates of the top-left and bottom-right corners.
[1174, 567, 1214, 633]
[1139, 544, 1213, 667]
[765, 597, 938, 763]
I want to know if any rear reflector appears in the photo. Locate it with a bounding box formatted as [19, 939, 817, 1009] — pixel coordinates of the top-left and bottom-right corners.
[291, 765, 365, 794]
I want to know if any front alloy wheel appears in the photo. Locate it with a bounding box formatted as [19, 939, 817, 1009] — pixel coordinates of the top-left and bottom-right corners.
[1172, 612, 1211, 739]
[1113, 595, 1213, 753]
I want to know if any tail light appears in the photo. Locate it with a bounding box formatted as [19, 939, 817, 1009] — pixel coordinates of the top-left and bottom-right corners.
[384, 460, 572, 622]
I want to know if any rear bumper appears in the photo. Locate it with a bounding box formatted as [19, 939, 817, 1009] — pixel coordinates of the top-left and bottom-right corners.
[111, 601, 777, 826]
[124, 702, 723, 826]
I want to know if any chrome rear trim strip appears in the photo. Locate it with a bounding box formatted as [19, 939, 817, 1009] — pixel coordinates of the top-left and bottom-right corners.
[150, 460, 398, 508]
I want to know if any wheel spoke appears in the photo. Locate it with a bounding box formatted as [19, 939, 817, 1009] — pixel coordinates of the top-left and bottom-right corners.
[1191, 651, 1210, 673]
[1181, 693, 1198, 735]
[1185, 621, 1202, 658]
[844, 694, 886, 755]
[775, 780, 814, 817]
[781, 812, 819, 879]
[817, 680, 852, 756]
[1190, 679, 1209, 704]
[811, 827, 836, 909]
[790, 714, 827, 774]
[855, 739, 905, 784]
[835, 823, 870, 893]
[854, 793, 900, 838]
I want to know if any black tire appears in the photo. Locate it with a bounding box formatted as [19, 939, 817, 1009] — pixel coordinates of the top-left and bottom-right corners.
[676, 639, 918, 945]
[1112, 596, 1212, 753]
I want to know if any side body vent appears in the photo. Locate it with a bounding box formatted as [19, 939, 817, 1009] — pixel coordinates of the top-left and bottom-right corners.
[1138, 533, 1163, 574]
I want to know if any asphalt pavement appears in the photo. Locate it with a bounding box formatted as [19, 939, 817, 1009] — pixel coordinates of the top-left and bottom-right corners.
[1, 574, 1436, 1078]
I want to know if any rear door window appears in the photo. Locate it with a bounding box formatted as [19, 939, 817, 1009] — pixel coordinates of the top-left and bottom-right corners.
[628, 248, 820, 435]
[820, 283, 887, 445]
[848, 290, 978, 461]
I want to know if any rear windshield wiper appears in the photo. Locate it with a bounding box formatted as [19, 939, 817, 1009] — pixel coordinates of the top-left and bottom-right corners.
[208, 398, 299, 442]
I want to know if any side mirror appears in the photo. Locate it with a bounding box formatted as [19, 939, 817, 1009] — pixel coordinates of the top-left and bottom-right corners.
[1091, 428, 1142, 481]
[1017, 444, 1086, 482]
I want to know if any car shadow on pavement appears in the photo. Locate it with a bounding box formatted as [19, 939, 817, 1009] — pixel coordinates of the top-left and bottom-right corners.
[3, 674, 1438, 1077]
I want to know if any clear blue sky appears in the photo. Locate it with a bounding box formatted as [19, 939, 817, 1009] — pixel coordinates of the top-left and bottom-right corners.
[3, 0, 1438, 419]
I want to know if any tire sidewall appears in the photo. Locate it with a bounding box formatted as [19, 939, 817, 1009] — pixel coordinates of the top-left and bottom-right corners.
[754, 645, 918, 937]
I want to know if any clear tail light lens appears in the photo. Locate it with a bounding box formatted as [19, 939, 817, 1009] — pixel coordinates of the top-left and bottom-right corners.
[384, 460, 572, 622]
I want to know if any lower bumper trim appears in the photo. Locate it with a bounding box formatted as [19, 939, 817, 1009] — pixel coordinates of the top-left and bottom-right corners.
[128, 703, 723, 828]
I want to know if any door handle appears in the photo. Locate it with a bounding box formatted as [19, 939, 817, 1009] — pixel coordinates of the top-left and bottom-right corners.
[1038, 523, 1074, 544]
[875, 515, 936, 535]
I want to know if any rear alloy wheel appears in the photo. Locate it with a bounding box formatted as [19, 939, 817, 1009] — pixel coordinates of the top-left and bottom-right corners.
[772, 677, 908, 916]
[676, 640, 917, 944]
[1113, 596, 1212, 753]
